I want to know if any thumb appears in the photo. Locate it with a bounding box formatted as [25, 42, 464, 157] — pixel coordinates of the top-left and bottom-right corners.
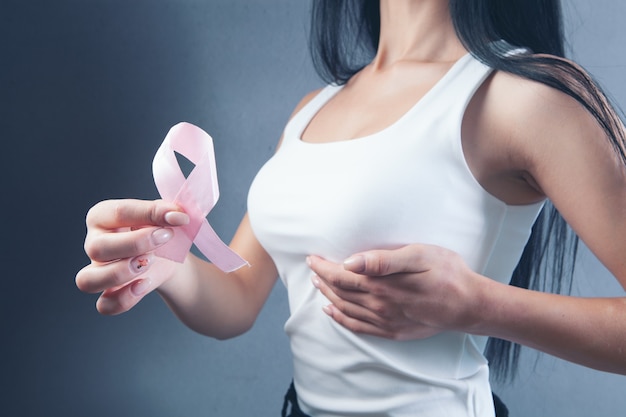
[342, 245, 428, 276]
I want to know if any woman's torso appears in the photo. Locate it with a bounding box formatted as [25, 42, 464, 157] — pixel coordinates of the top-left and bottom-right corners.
[248, 53, 544, 416]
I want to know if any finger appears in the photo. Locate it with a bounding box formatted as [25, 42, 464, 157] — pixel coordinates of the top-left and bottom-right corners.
[96, 278, 154, 315]
[323, 304, 438, 341]
[86, 256, 176, 316]
[315, 275, 396, 324]
[322, 304, 397, 339]
[326, 292, 389, 327]
[342, 244, 431, 276]
[76, 253, 155, 294]
[84, 226, 173, 263]
[307, 255, 368, 292]
[86, 199, 189, 230]
[312, 273, 372, 306]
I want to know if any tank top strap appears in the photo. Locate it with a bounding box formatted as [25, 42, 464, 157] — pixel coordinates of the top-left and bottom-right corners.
[281, 53, 496, 147]
[424, 53, 493, 118]
[430, 44, 531, 117]
[282, 84, 343, 144]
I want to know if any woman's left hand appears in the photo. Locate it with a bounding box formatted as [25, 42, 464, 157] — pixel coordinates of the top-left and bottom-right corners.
[307, 244, 490, 341]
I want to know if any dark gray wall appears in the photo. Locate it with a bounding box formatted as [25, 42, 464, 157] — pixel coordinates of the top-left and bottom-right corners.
[3, 1, 317, 415]
[2, 1, 624, 416]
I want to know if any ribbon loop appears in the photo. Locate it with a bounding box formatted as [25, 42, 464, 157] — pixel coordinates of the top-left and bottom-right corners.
[152, 122, 248, 272]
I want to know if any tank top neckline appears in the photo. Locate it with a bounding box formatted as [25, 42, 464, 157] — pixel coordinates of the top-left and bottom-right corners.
[295, 52, 474, 147]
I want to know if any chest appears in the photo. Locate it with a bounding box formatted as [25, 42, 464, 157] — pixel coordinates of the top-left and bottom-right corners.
[247, 117, 506, 276]
[301, 62, 456, 144]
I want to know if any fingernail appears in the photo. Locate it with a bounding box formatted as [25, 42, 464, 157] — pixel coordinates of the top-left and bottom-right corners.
[322, 305, 333, 316]
[129, 253, 154, 274]
[164, 211, 189, 226]
[131, 278, 151, 296]
[151, 228, 173, 246]
[343, 255, 365, 273]
[306, 256, 312, 267]
[311, 276, 320, 288]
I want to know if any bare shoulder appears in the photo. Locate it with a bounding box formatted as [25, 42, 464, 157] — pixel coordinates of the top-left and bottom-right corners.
[472, 64, 626, 282]
[489, 67, 619, 177]
[463, 58, 625, 205]
[470, 65, 613, 177]
[461, 69, 571, 203]
[487, 67, 595, 137]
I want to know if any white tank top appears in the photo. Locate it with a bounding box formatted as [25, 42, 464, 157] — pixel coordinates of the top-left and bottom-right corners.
[247, 53, 544, 416]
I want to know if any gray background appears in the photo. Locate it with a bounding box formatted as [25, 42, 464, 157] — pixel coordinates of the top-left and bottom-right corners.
[2, 0, 625, 416]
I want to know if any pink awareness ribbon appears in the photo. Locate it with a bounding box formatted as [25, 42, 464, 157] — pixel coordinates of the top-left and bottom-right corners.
[152, 122, 248, 272]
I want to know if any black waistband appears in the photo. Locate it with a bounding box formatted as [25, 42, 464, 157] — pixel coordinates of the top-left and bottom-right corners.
[281, 381, 311, 417]
[280, 381, 508, 417]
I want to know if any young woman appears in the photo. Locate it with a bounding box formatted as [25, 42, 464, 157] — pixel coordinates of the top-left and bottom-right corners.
[76, 0, 626, 416]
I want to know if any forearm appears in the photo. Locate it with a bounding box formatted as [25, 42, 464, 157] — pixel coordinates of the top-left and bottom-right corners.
[473, 275, 626, 374]
[156, 254, 276, 340]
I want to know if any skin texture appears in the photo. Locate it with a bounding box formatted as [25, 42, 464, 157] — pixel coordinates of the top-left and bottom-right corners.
[76, 0, 626, 375]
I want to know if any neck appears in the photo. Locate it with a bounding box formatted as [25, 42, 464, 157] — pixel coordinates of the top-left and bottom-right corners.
[373, 0, 466, 69]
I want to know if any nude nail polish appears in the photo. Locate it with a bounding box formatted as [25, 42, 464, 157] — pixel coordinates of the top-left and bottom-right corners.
[131, 278, 151, 296]
[164, 211, 189, 226]
[151, 228, 173, 246]
[311, 276, 321, 288]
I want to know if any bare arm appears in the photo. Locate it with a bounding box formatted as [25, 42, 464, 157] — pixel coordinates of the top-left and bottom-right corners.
[76, 89, 321, 339]
[76, 201, 279, 340]
[156, 214, 279, 339]
[473, 68, 626, 373]
[307, 69, 626, 374]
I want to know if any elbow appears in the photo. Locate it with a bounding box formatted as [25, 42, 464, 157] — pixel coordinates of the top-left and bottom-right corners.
[199, 316, 257, 341]
[212, 323, 254, 341]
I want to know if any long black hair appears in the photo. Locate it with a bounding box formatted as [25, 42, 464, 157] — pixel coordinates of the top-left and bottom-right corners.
[309, 0, 626, 382]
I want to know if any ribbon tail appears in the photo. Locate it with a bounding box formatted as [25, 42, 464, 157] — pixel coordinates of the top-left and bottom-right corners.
[154, 219, 200, 263]
[194, 220, 249, 272]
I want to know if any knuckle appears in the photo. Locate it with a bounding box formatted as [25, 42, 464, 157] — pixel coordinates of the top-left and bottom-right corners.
[75, 269, 91, 293]
[85, 205, 96, 226]
[83, 237, 93, 257]
[149, 203, 163, 226]
[346, 323, 367, 334]
[84, 237, 106, 262]
[98, 199, 165, 228]
[364, 255, 382, 275]
[130, 236, 149, 256]
[369, 282, 387, 297]
[394, 333, 409, 341]
[74, 264, 113, 294]
[97, 300, 119, 315]
[97, 294, 133, 316]
[327, 271, 342, 287]
[350, 278, 364, 292]
[366, 253, 391, 276]
[372, 303, 390, 318]
[333, 299, 347, 313]
[111, 201, 127, 224]
[85, 200, 108, 226]
[388, 330, 405, 341]
[384, 331, 397, 340]
[345, 320, 364, 334]
[378, 258, 392, 275]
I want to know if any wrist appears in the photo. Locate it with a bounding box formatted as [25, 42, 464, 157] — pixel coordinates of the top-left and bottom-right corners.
[462, 273, 508, 337]
[155, 254, 194, 297]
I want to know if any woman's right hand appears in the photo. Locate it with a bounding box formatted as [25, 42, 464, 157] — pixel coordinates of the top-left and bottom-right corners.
[75, 199, 190, 315]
